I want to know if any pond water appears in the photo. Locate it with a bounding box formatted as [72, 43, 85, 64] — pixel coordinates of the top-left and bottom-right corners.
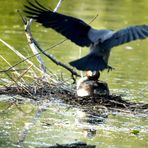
[0, 0, 148, 147]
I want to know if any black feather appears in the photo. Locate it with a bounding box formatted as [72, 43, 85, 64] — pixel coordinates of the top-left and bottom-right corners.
[23, 0, 92, 47]
[70, 54, 107, 71]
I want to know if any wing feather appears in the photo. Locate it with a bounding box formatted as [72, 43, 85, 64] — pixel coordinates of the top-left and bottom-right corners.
[24, 0, 92, 47]
[103, 25, 148, 49]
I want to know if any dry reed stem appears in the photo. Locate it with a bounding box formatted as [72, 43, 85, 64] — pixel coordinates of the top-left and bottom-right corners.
[0, 54, 25, 83]
[0, 38, 44, 74]
[18, 1, 65, 146]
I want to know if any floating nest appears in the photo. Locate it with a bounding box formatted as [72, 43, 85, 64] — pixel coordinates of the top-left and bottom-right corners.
[0, 79, 147, 114]
[1, 78, 147, 148]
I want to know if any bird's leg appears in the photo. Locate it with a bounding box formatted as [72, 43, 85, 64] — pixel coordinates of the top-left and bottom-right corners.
[107, 65, 115, 72]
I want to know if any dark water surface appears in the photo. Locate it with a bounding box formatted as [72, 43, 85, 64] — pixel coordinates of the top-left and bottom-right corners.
[0, 0, 148, 147]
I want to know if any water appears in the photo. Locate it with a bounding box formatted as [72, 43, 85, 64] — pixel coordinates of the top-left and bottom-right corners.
[0, 0, 148, 147]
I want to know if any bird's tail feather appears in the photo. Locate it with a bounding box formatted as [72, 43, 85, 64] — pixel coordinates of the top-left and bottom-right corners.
[69, 54, 107, 71]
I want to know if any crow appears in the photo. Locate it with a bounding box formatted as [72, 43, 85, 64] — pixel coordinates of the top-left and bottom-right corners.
[24, 0, 148, 71]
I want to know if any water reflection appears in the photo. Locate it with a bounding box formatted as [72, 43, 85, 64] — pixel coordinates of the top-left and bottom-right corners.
[0, 95, 148, 147]
[3, 95, 147, 148]
[0, 0, 148, 101]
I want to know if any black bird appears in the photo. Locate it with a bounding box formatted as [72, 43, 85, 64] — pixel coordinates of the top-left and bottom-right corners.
[24, 0, 148, 71]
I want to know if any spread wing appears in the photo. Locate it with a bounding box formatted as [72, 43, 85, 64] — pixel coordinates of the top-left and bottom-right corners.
[24, 0, 92, 47]
[102, 25, 148, 49]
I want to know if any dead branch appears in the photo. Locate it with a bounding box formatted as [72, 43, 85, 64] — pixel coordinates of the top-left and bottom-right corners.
[33, 39, 80, 77]
[18, 9, 47, 74]
[54, 0, 64, 12]
[24, 19, 47, 74]
[21, 0, 80, 79]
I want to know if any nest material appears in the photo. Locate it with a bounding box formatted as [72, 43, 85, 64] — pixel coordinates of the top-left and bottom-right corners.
[0, 80, 147, 114]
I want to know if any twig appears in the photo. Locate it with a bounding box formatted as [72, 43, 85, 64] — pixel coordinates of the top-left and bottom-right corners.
[4, 71, 20, 87]
[89, 13, 99, 24]
[33, 39, 80, 77]
[53, 0, 64, 12]
[14, 64, 33, 83]
[0, 38, 44, 75]
[24, 19, 47, 74]
[18, 9, 47, 75]
[3, 71, 35, 98]
[0, 54, 25, 83]
[45, 39, 67, 51]
[0, 68, 27, 73]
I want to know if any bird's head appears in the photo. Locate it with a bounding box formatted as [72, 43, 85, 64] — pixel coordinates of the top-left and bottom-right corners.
[86, 71, 100, 80]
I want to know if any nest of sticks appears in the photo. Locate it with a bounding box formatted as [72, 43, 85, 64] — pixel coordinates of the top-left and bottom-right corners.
[0, 78, 147, 114]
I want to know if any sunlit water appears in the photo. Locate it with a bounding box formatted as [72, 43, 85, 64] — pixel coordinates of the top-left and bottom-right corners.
[0, 0, 148, 147]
